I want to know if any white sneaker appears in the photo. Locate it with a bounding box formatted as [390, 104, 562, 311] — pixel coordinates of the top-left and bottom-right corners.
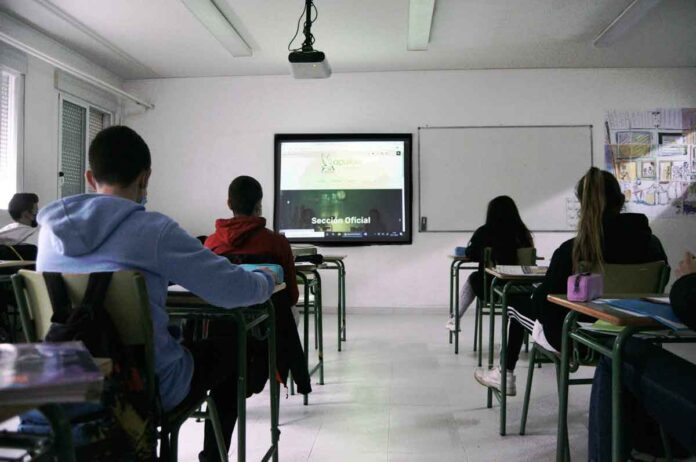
[474, 367, 517, 396]
[445, 316, 456, 332]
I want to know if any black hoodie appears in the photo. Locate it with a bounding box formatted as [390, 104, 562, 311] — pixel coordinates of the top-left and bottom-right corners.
[535, 213, 668, 350]
[671, 274, 696, 331]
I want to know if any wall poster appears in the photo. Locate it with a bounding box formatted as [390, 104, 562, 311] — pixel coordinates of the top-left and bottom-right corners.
[605, 108, 696, 218]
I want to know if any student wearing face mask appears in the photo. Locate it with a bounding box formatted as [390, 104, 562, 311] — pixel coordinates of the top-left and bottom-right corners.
[36, 126, 276, 461]
[0, 193, 40, 246]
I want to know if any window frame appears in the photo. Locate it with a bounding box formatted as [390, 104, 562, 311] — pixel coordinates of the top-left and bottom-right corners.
[57, 92, 114, 197]
[0, 65, 25, 211]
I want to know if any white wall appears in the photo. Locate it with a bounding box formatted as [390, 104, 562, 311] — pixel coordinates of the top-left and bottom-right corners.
[0, 14, 123, 226]
[0, 56, 61, 228]
[124, 68, 696, 310]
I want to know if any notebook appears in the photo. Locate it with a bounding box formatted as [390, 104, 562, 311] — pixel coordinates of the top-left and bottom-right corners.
[496, 265, 548, 276]
[600, 299, 689, 332]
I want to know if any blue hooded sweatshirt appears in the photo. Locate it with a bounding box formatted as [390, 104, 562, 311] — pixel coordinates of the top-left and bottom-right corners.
[36, 194, 275, 411]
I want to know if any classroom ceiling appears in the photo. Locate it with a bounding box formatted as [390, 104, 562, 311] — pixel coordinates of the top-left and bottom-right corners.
[1, 0, 695, 80]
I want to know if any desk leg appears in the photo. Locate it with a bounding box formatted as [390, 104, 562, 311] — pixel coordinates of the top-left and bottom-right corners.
[336, 265, 342, 352]
[40, 404, 75, 462]
[487, 277, 498, 409]
[339, 260, 346, 343]
[302, 274, 310, 406]
[236, 317, 248, 462]
[478, 270, 489, 368]
[449, 260, 455, 345]
[313, 270, 324, 386]
[313, 281, 319, 351]
[556, 311, 576, 462]
[499, 282, 511, 436]
[612, 327, 638, 462]
[454, 261, 461, 355]
[267, 303, 280, 462]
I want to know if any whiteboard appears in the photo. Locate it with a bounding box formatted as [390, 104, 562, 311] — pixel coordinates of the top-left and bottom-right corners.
[418, 125, 593, 232]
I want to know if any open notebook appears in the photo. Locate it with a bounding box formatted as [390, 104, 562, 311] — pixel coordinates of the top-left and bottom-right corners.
[495, 265, 548, 276]
[594, 298, 689, 332]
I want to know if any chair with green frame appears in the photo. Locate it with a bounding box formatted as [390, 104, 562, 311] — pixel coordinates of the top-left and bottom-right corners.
[12, 269, 229, 461]
[474, 247, 536, 367]
[518, 260, 670, 440]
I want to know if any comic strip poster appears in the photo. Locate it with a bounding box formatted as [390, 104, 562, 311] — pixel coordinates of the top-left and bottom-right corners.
[605, 108, 696, 218]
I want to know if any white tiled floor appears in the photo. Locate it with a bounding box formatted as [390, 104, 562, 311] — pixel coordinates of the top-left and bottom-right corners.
[178, 311, 595, 461]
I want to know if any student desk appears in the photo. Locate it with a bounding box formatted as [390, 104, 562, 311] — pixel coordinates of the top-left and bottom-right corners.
[292, 246, 345, 353]
[0, 348, 107, 462]
[549, 294, 696, 462]
[0, 260, 35, 269]
[0, 260, 35, 280]
[320, 255, 347, 351]
[484, 266, 547, 436]
[294, 263, 324, 404]
[447, 255, 478, 355]
[166, 284, 284, 462]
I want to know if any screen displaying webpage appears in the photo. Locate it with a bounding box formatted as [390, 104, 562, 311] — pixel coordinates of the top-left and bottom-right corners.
[277, 139, 408, 241]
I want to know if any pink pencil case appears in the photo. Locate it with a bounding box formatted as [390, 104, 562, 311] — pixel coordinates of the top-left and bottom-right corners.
[567, 273, 603, 302]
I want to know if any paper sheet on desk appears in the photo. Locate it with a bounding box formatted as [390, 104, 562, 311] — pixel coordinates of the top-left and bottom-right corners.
[495, 265, 548, 276]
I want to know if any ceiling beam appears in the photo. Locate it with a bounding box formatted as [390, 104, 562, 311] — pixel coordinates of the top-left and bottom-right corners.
[593, 0, 661, 47]
[408, 0, 436, 51]
[179, 0, 252, 57]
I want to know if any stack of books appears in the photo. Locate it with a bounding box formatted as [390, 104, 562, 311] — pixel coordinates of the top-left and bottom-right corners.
[0, 342, 103, 405]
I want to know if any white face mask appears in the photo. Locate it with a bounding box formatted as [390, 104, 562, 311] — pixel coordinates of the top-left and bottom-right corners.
[138, 182, 148, 207]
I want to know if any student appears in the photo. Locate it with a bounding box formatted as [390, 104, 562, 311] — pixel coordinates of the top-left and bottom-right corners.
[205, 175, 298, 305]
[475, 167, 667, 395]
[0, 193, 40, 246]
[446, 195, 533, 331]
[204, 175, 311, 395]
[36, 126, 275, 461]
[588, 252, 696, 460]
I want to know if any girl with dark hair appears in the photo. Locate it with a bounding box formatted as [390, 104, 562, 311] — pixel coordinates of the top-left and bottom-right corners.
[474, 167, 667, 396]
[446, 196, 534, 331]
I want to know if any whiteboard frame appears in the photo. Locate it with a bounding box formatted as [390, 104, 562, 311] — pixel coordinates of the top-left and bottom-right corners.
[417, 124, 594, 233]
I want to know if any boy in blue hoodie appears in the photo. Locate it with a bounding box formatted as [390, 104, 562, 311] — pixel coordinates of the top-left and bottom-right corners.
[37, 126, 275, 461]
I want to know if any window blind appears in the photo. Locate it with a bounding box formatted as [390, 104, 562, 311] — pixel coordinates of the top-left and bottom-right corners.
[60, 100, 86, 198]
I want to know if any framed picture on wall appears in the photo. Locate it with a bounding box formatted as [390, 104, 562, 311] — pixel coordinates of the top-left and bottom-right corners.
[658, 132, 688, 156]
[659, 161, 673, 182]
[618, 161, 637, 182]
[672, 160, 689, 181]
[615, 131, 652, 158]
[640, 160, 656, 179]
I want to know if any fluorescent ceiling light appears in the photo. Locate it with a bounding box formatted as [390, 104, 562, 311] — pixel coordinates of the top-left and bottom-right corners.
[180, 0, 252, 57]
[593, 0, 661, 47]
[408, 0, 436, 51]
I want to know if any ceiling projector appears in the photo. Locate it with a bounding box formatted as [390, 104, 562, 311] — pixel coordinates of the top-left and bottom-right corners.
[288, 50, 331, 79]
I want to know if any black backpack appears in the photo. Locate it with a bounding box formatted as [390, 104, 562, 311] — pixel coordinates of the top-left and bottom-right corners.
[41, 272, 157, 461]
[44, 272, 119, 358]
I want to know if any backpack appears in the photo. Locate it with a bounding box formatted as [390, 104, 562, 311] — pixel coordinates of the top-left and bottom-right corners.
[37, 272, 157, 461]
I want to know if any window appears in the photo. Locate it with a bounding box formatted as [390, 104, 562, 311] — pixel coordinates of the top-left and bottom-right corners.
[59, 95, 112, 197]
[0, 69, 19, 207]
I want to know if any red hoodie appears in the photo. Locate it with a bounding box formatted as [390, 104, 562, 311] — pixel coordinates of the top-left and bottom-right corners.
[205, 216, 299, 305]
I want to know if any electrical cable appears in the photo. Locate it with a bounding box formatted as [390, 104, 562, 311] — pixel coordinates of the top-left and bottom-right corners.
[287, 2, 307, 51]
[288, 1, 319, 51]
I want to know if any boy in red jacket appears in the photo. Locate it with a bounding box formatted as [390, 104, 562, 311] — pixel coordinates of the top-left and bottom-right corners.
[205, 176, 299, 306]
[205, 176, 312, 398]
